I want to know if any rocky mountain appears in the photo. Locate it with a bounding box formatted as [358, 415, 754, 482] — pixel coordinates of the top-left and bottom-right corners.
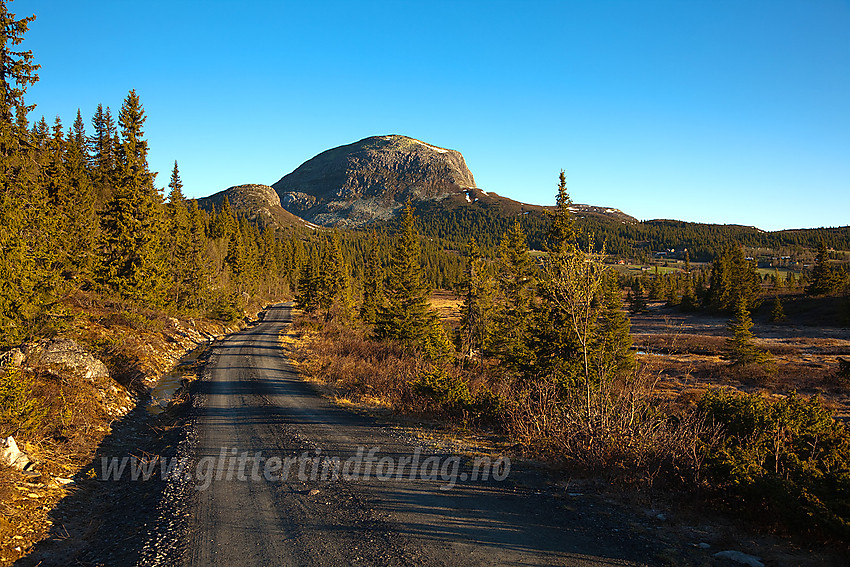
[197, 184, 317, 229]
[198, 136, 635, 233]
[269, 134, 636, 228]
[271, 135, 478, 227]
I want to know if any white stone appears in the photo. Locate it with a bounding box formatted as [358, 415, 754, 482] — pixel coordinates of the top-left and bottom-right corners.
[1, 436, 33, 471]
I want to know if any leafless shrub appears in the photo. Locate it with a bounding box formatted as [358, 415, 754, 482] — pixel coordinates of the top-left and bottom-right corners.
[295, 313, 716, 488]
[499, 365, 714, 488]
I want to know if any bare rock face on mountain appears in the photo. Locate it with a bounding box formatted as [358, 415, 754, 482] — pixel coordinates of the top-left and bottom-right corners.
[197, 184, 311, 228]
[272, 135, 477, 227]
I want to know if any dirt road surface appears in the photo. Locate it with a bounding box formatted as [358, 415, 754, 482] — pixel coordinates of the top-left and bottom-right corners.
[148, 303, 652, 566]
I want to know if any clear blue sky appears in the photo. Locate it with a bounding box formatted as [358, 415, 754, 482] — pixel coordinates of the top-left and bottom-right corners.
[19, 0, 850, 231]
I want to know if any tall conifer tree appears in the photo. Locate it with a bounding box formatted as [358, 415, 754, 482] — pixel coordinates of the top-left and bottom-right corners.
[491, 220, 536, 370]
[360, 244, 384, 324]
[375, 201, 433, 346]
[0, 0, 44, 344]
[165, 161, 192, 305]
[458, 237, 494, 360]
[296, 245, 320, 312]
[60, 109, 97, 277]
[98, 90, 167, 304]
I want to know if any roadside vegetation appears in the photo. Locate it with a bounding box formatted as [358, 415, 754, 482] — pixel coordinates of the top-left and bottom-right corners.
[0, 2, 295, 562]
[291, 172, 850, 543]
[3, 0, 850, 560]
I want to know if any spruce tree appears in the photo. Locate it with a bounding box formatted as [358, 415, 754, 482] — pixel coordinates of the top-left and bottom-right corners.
[458, 237, 494, 360]
[259, 224, 279, 297]
[295, 245, 320, 312]
[59, 110, 97, 278]
[183, 200, 213, 310]
[375, 201, 433, 346]
[547, 170, 575, 253]
[98, 90, 167, 304]
[317, 231, 351, 319]
[490, 220, 535, 371]
[769, 295, 786, 323]
[0, 0, 46, 344]
[679, 274, 698, 312]
[723, 298, 773, 367]
[628, 278, 648, 314]
[290, 240, 306, 295]
[360, 244, 384, 324]
[89, 103, 118, 203]
[224, 221, 247, 294]
[649, 267, 664, 300]
[705, 245, 762, 312]
[807, 240, 843, 296]
[165, 161, 192, 306]
[591, 271, 635, 381]
[533, 177, 635, 417]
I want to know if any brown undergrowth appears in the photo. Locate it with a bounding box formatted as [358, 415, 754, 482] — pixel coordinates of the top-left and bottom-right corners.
[0, 290, 231, 565]
[289, 313, 709, 489]
[290, 311, 850, 547]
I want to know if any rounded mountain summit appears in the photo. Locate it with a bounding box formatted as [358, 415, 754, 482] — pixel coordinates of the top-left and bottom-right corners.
[271, 135, 477, 227]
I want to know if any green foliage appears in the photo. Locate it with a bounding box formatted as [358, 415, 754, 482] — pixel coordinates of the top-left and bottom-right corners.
[457, 237, 494, 359]
[412, 367, 472, 411]
[699, 389, 850, 536]
[769, 295, 786, 323]
[375, 202, 435, 347]
[490, 221, 536, 371]
[421, 315, 455, 363]
[98, 90, 168, 304]
[0, 368, 49, 437]
[209, 295, 242, 324]
[547, 170, 575, 253]
[296, 246, 321, 312]
[807, 240, 845, 296]
[0, 1, 300, 341]
[317, 231, 353, 319]
[359, 244, 384, 324]
[723, 299, 773, 368]
[628, 278, 648, 314]
[705, 245, 763, 313]
[591, 271, 635, 380]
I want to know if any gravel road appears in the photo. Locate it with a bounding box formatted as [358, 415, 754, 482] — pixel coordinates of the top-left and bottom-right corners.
[173, 303, 653, 566]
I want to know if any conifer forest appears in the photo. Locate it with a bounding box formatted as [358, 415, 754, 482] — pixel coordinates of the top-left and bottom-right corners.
[2, 1, 850, 565]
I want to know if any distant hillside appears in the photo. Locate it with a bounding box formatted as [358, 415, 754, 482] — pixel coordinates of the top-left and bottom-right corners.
[270, 134, 633, 229]
[196, 138, 849, 262]
[271, 135, 476, 227]
[197, 184, 315, 230]
[382, 199, 850, 261]
[376, 190, 632, 251]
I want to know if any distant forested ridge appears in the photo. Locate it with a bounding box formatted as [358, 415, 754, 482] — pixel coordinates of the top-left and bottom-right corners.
[399, 198, 850, 261]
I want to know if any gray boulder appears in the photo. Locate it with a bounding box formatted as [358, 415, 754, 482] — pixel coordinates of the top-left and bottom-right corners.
[23, 338, 109, 382]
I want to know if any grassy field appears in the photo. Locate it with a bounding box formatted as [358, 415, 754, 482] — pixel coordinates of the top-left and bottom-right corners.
[630, 295, 850, 419]
[431, 289, 849, 419]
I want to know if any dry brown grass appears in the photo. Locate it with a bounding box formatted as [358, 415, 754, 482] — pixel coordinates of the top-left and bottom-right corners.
[429, 290, 462, 324]
[629, 302, 850, 422]
[289, 317, 426, 412]
[290, 312, 710, 490]
[0, 290, 229, 565]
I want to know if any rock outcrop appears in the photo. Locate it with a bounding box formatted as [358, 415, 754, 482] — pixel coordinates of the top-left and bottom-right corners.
[197, 184, 314, 229]
[23, 338, 109, 383]
[272, 135, 477, 227]
[197, 135, 637, 230]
